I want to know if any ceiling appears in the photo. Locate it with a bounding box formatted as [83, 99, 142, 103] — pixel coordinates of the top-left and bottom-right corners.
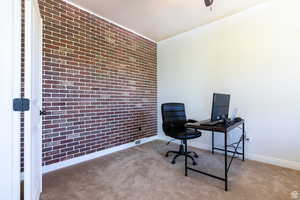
[69, 0, 268, 42]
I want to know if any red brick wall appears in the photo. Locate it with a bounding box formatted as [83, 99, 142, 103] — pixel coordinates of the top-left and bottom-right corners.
[21, 0, 157, 168]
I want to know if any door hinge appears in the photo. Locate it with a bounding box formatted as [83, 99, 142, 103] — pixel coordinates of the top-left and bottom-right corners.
[40, 110, 47, 116]
[13, 98, 30, 112]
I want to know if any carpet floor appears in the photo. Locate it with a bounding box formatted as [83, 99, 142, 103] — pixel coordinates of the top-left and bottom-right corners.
[41, 140, 300, 200]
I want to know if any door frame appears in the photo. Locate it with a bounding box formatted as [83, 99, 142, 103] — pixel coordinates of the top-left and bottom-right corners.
[0, 0, 21, 199]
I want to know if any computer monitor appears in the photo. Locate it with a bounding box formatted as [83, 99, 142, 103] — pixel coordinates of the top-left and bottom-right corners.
[211, 93, 230, 121]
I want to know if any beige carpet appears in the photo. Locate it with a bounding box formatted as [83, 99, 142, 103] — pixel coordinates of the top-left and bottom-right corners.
[41, 140, 300, 200]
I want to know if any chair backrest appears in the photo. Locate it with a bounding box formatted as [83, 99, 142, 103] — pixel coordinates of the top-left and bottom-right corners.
[161, 103, 187, 137]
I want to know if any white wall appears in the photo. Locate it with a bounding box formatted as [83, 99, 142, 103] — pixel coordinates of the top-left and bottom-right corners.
[158, 0, 300, 170]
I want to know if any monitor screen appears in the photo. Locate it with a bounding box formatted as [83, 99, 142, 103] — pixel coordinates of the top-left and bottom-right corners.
[211, 93, 230, 121]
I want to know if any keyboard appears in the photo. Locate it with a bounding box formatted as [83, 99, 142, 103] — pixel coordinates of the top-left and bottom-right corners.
[200, 119, 224, 126]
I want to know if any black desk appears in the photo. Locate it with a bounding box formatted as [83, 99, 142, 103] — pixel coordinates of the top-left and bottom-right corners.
[185, 119, 245, 191]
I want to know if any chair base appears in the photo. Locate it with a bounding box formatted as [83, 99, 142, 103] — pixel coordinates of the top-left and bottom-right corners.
[165, 144, 198, 165]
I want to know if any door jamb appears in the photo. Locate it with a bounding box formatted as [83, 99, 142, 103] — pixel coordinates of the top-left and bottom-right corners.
[0, 0, 21, 199]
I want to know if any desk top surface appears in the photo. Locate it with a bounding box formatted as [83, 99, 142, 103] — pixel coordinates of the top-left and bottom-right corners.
[185, 119, 244, 133]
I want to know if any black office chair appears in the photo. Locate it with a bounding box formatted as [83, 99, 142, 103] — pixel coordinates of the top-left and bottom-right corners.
[161, 103, 202, 165]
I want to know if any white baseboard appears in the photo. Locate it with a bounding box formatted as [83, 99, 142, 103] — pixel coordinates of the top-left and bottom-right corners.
[42, 135, 159, 174]
[247, 153, 300, 171]
[157, 135, 300, 171]
[22, 134, 299, 180]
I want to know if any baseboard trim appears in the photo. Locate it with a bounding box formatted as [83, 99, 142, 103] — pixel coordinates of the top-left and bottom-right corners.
[247, 153, 300, 171]
[23, 134, 299, 180]
[42, 135, 159, 174]
[158, 135, 300, 171]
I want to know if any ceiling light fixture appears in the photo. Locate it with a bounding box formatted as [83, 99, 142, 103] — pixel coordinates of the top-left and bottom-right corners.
[204, 0, 213, 7]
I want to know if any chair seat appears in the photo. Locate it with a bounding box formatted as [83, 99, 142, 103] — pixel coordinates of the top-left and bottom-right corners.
[173, 128, 202, 140]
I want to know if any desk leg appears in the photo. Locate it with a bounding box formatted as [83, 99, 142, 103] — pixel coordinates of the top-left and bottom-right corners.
[212, 131, 215, 154]
[184, 139, 188, 176]
[242, 122, 245, 161]
[224, 131, 228, 191]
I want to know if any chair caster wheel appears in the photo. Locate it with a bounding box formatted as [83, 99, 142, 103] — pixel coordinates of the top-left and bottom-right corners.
[194, 154, 199, 158]
[171, 161, 176, 164]
[192, 162, 197, 166]
[165, 154, 169, 157]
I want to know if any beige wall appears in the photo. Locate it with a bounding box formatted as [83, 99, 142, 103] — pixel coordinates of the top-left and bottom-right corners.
[158, 0, 300, 169]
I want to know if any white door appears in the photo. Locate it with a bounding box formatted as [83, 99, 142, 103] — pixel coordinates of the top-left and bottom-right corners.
[24, 0, 43, 199]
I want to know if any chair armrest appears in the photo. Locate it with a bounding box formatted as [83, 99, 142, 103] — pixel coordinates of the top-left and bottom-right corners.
[187, 119, 198, 123]
[185, 120, 202, 136]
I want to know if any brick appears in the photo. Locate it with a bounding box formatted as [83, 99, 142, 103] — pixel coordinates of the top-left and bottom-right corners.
[20, 0, 157, 170]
